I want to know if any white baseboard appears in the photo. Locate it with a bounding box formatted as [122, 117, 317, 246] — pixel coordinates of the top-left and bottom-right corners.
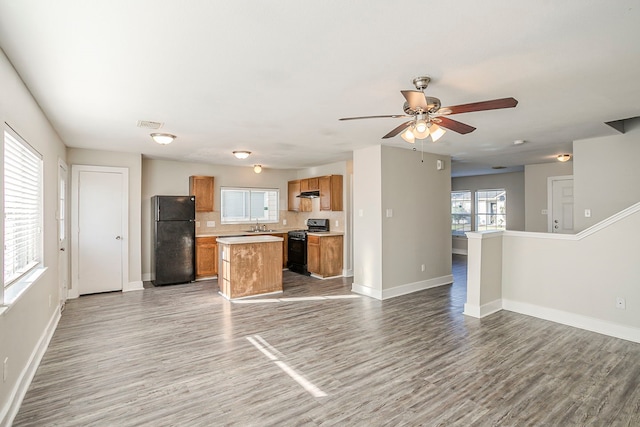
[124, 280, 144, 292]
[343, 268, 354, 277]
[351, 283, 383, 300]
[141, 273, 151, 282]
[452, 248, 468, 255]
[1, 307, 60, 427]
[503, 299, 640, 344]
[463, 299, 502, 318]
[382, 275, 453, 300]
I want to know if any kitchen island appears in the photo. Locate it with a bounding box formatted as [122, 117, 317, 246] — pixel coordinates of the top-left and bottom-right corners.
[216, 235, 283, 299]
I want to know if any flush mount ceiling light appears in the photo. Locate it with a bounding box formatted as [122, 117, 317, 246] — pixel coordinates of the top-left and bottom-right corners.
[233, 150, 251, 159]
[253, 165, 262, 174]
[150, 133, 176, 145]
[557, 153, 572, 162]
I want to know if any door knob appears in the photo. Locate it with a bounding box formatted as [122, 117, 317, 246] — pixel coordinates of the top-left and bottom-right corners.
[116, 236, 121, 240]
[554, 220, 558, 223]
[60, 248, 65, 251]
[554, 225, 559, 229]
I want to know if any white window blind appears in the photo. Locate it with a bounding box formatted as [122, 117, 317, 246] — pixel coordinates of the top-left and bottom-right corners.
[220, 187, 279, 224]
[4, 128, 43, 287]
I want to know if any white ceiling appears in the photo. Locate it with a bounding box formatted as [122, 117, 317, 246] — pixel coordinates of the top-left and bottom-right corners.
[1, 1, 639, 176]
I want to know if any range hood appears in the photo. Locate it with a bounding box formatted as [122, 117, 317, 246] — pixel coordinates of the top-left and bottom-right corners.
[297, 190, 320, 198]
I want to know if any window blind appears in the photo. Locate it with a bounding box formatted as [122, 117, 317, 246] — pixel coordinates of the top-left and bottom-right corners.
[4, 129, 43, 286]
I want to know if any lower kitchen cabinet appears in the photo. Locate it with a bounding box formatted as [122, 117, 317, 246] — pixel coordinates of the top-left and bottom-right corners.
[307, 234, 343, 277]
[195, 236, 218, 278]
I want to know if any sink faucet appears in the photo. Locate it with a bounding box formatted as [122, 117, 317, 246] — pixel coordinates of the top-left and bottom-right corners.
[255, 219, 259, 231]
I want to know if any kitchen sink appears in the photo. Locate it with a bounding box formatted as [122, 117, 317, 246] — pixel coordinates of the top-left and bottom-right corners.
[244, 229, 279, 233]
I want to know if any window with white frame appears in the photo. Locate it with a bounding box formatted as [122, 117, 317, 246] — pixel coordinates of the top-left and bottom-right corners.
[476, 189, 506, 231]
[4, 127, 43, 288]
[220, 187, 279, 224]
[451, 190, 472, 235]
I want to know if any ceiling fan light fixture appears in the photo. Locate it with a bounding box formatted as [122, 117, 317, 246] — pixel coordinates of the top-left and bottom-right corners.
[429, 124, 446, 142]
[413, 119, 430, 139]
[557, 153, 572, 162]
[401, 126, 416, 143]
[233, 150, 251, 159]
[150, 133, 176, 145]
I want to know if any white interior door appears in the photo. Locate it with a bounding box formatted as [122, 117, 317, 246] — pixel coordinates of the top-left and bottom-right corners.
[71, 166, 128, 296]
[58, 160, 69, 309]
[549, 176, 574, 234]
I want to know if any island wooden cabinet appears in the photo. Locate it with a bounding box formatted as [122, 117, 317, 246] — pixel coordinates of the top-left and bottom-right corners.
[319, 175, 343, 211]
[189, 175, 214, 212]
[195, 236, 218, 278]
[307, 234, 343, 278]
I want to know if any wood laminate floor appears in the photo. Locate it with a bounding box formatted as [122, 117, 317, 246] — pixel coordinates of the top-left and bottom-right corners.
[14, 255, 640, 426]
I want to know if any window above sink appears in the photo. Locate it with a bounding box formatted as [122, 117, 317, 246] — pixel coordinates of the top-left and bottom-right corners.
[220, 187, 279, 225]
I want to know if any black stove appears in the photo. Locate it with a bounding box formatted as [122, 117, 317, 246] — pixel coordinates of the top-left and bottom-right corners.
[287, 219, 330, 274]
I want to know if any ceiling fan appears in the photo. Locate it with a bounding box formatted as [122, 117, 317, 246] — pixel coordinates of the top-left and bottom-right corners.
[339, 76, 518, 143]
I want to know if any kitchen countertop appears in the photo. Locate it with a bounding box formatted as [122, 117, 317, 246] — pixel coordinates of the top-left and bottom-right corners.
[306, 231, 344, 237]
[216, 235, 284, 245]
[197, 229, 344, 238]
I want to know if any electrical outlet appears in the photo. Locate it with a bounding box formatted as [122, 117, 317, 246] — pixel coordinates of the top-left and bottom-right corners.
[3, 357, 8, 382]
[584, 209, 591, 218]
[616, 297, 626, 310]
[195, 221, 200, 227]
[283, 219, 287, 226]
[206, 221, 215, 227]
[335, 220, 339, 227]
[421, 264, 425, 272]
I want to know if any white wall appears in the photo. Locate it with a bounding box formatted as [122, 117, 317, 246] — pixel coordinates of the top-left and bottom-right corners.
[524, 162, 574, 232]
[353, 145, 452, 299]
[0, 48, 67, 425]
[573, 118, 640, 231]
[501, 204, 640, 342]
[67, 149, 143, 290]
[352, 145, 383, 297]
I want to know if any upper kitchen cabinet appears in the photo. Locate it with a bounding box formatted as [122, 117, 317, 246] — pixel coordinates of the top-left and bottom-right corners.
[319, 175, 343, 211]
[288, 180, 301, 212]
[300, 177, 319, 192]
[189, 175, 214, 212]
[288, 179, 312, 212]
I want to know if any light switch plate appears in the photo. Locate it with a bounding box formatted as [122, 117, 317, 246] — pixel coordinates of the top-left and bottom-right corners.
[584, 209, 591, 218]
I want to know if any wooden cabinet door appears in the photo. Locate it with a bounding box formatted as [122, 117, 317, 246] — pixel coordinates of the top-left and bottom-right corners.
[189, 176, 214, 212]
[307, 235, 320, 274]
[288, 180, 301, 211]
[300, 178, 310, 192]
[319, 175, 343, 211]
[196, 237, 217, 277]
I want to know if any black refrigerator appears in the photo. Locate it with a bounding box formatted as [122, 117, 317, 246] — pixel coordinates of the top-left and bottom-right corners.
[151, 195, 196, 286]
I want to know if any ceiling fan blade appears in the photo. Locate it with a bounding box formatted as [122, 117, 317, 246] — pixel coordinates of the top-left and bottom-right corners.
[382, 120, 413, 139]
[339, 114, 409, 121]
[401, 90, 429, 111]
[435, 117, 476, 134]
[442, 97, 518, 115]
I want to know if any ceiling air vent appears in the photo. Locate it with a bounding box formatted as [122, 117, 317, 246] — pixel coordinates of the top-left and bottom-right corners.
[137, 120, 163, 129]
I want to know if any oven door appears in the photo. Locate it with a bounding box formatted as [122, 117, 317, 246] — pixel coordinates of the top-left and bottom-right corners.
[288, 236, 306, 265]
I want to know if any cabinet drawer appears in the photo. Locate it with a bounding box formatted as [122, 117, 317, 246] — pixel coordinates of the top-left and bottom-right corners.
[307, 235, 320, 245]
